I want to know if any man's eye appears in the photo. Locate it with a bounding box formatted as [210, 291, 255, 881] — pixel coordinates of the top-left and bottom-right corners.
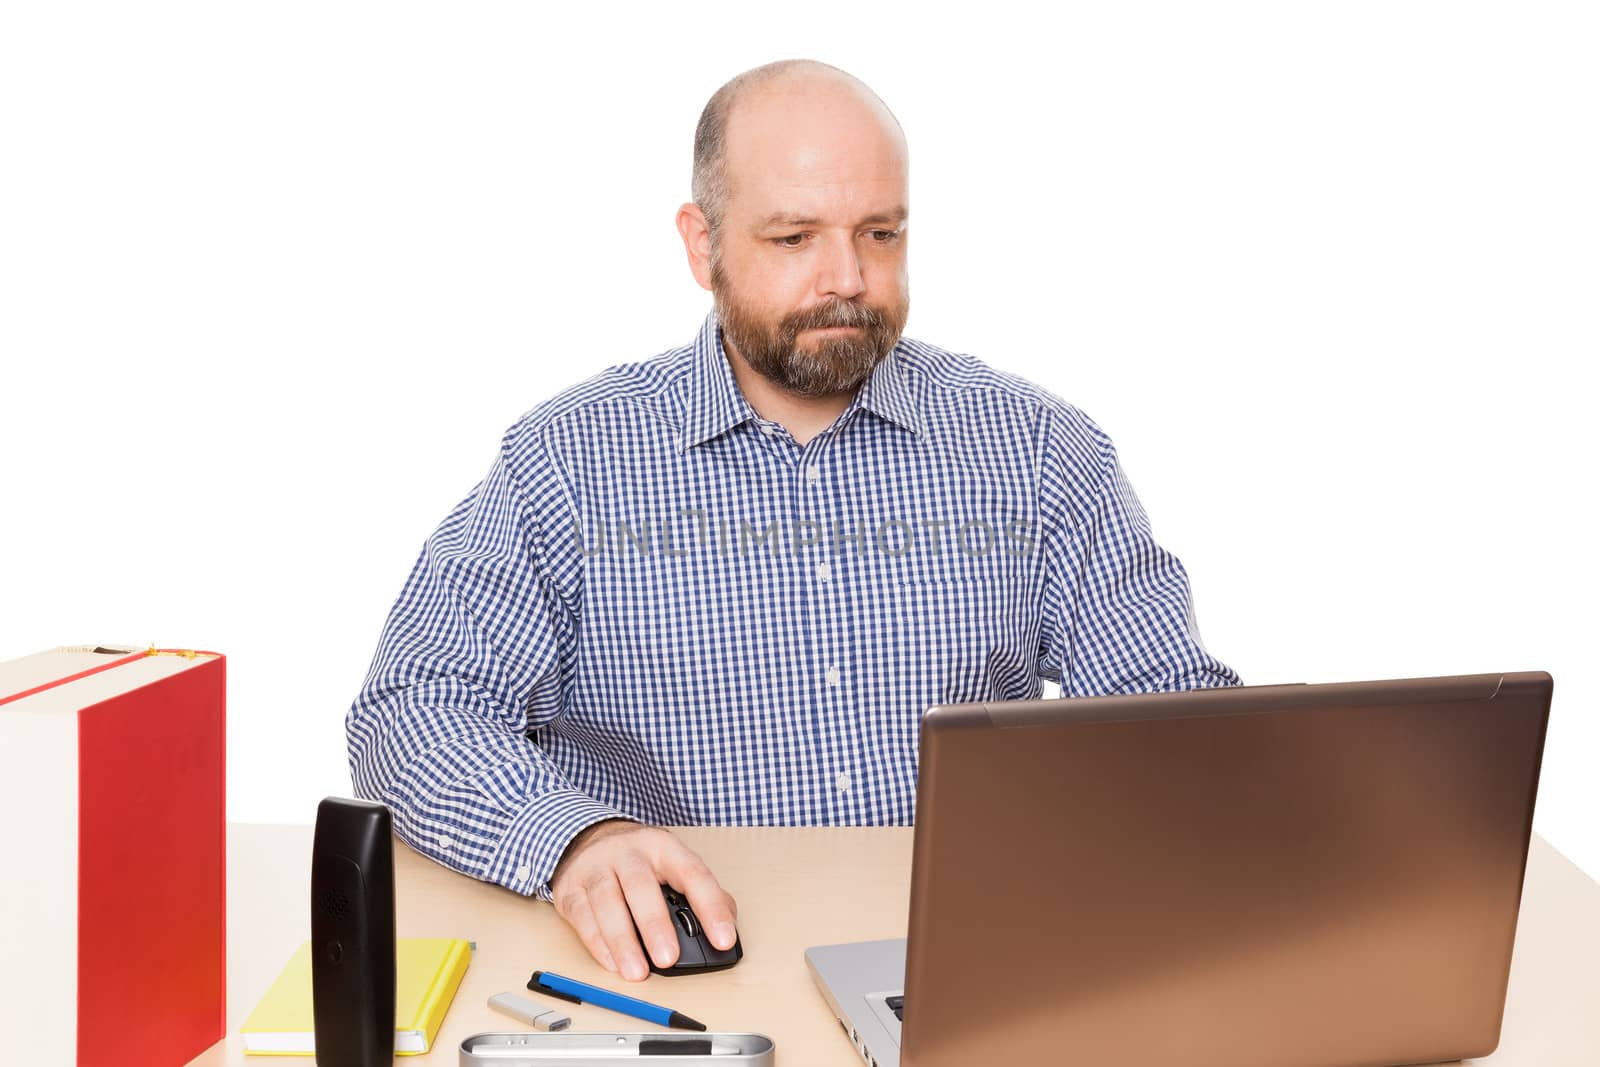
[870, 229, 902, 243]
[773, 234, 806, 248]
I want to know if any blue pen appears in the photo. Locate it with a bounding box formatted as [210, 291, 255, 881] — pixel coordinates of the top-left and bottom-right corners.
[527, 970, 708, 1032]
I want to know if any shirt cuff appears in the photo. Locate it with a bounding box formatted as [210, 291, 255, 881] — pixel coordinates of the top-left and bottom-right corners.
[485, 788, 637, 901]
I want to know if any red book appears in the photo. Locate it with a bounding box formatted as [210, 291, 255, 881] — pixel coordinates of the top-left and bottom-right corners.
[0, 645, 226, 1065]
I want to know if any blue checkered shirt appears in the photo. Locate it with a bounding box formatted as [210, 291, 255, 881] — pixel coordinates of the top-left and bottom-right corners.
[347, 309, 1241, 900]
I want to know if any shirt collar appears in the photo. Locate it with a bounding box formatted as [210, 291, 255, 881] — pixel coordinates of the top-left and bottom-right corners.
[680, 309, 760, 453]
[852, 336, 924, 438]
[679, 308, 923, 453]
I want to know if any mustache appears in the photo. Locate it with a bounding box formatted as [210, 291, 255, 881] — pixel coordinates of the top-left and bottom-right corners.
[782, 300, 886, 334]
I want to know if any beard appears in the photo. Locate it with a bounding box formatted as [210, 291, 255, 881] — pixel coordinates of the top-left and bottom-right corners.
[711, 259, 909, 398]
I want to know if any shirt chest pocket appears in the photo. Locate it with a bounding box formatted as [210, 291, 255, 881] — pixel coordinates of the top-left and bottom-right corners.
[896, 576, 1016, 619]
[882, 570, 1037, 703]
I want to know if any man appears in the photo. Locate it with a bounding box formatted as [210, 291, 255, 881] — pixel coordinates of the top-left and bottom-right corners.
[347, 58, 1240, 984]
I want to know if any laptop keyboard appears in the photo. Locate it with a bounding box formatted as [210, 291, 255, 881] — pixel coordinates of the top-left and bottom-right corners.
[886, 995, 905, 1021]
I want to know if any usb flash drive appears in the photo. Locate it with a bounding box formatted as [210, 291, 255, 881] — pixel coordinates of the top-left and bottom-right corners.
[489, 991, 572, 1031]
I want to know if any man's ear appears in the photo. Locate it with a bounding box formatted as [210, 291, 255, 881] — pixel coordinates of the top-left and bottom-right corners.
[676, 202, 714, 292]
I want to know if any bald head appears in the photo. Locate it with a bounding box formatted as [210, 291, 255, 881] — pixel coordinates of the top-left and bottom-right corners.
[677, 61, 912, 403]
[691, 59, 907, 251]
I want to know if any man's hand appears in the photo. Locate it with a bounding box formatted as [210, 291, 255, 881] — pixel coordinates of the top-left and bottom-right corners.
[549, 819, 739, 982]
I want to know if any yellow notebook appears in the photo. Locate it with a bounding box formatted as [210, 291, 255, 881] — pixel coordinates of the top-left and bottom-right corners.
[240, 938, 472, 1055]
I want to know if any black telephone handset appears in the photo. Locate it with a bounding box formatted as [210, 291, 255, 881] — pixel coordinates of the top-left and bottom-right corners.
[311, 796, 396, 1067]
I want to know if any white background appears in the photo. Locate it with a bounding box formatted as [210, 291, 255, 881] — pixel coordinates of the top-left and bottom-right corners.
[3, 3, 1596, 877]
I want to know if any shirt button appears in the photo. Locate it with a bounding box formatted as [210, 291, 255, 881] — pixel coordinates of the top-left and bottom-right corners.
[836, 771, 851, 793]
[438, 835, 453, 851]
[816, 562, 832, 581]
[514, 864, 532, 884]
[805, 466, 821, 484]
[825, 666, 840, 686]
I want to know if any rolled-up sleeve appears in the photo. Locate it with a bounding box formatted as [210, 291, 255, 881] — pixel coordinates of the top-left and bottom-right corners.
[1035, 405, 1242, 695]
[346, 424, 628, 901]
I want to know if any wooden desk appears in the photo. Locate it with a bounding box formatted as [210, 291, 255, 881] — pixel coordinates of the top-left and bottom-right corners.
[191, 826, 1599, 1066]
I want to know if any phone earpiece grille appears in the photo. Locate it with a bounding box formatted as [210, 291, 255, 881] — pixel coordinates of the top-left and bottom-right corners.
[319, 887, 352, 920]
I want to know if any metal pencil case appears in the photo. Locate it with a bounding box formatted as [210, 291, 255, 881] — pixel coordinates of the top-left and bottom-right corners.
[459, 1031, 776, 1065]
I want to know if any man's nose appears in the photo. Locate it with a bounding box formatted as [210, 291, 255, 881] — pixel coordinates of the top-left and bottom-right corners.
[816, 233, 866, 301]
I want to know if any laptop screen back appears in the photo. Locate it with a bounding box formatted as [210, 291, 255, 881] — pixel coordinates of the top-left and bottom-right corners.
[900, 673, 1551, 1067]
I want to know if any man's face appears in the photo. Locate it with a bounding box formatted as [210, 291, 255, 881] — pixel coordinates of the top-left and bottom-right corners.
[709, 81, 911, 398]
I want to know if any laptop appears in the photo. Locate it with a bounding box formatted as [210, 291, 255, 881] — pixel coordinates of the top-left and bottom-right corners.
[806, 672, 1552, 1067]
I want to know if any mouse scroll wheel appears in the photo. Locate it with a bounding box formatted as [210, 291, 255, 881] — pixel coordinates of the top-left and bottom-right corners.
[674, 907, 700, 939]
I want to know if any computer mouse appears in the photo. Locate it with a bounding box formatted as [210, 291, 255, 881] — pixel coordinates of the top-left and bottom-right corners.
[633, 884, 743, 976]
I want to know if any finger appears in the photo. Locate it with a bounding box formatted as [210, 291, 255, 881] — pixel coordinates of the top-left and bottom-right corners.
[661, 846, 739, 951]
[586, 873, 651, 982]
[559, 888, 617, 973]
[617, 858, 679, 970]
